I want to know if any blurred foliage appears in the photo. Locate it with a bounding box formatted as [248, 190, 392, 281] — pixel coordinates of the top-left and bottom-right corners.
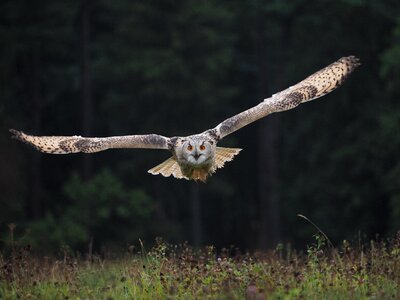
[0, 0, 400, 251]
[26, 170, 154, 250]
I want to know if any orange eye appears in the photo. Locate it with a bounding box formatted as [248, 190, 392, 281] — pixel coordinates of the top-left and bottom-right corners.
[199, 145, 206, 151]
[187, 145, 193, 151]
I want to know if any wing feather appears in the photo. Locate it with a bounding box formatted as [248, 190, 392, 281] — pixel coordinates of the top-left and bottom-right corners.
[10, 129, 170, 154]
[213, 56, 360, 139]
[212, 147, 242, 171]
[148, 157, 188, 179]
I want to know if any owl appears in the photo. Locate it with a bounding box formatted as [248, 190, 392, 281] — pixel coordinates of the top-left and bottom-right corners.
[10, 56, 360, 181]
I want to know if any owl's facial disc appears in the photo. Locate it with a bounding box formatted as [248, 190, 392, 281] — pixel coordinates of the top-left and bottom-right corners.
[183, 140, 212, 165]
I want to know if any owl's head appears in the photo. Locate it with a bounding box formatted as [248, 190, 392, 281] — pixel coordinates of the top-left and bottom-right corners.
[178, 137, 215, 166]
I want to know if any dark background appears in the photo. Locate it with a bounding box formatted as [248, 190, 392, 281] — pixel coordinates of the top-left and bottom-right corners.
[1, 0, 399, 252]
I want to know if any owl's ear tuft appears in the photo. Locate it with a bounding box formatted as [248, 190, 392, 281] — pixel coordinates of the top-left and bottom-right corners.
[213, 147, 242, 171]
[148, 157, 188, 180]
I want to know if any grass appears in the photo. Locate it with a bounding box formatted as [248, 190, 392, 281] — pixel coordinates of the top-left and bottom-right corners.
[1, 234, 399, 299]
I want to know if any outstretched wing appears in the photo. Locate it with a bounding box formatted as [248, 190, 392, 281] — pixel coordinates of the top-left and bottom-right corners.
[10, 129, 170, 154]
[211, 56, 360, 140]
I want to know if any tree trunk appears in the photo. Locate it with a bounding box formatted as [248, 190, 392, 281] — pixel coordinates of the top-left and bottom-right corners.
[80, 0, 93, 180]
[191, 183, 202, 246]
[29, 46, 43, 219]
[258, 115, 281, 249]
[255, 15, 281, 250]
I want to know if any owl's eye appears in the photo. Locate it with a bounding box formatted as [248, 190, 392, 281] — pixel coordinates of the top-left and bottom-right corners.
[187, 145, 193, 151]
[199, 145, 206, 151]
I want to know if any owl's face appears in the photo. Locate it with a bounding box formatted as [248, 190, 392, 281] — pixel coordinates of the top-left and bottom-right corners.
[178, 138, 215, 166]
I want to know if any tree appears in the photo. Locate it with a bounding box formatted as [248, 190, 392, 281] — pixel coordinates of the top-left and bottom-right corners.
[80, 0, 93, 180]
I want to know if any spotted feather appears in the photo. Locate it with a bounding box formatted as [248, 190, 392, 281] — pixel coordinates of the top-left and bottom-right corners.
[214, 56, 360, 139]
[9, 129, 170, 154]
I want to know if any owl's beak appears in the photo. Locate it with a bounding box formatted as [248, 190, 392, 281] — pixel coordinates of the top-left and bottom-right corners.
[193, 152, 201, 160]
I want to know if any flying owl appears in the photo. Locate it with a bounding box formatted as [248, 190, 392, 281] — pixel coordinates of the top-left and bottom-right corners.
[10, 56, 360, 181]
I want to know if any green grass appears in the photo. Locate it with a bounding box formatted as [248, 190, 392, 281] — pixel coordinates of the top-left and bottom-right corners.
[1, 234, 399, 299]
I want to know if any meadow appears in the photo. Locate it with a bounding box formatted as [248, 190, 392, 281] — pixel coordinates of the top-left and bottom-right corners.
[1, 233, 399, 300]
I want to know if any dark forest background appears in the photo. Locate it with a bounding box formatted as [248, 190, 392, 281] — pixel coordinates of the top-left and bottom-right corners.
[1, 0, 400, 252]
